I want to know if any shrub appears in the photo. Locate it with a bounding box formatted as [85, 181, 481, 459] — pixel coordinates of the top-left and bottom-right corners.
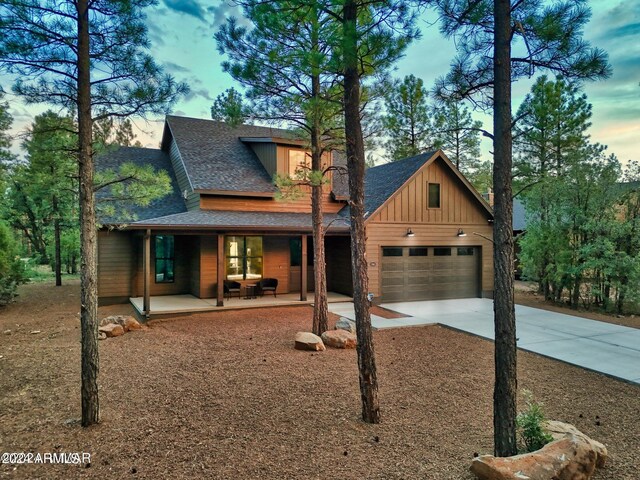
[516, 390, 554, 453]
[0, 223, 26, 306]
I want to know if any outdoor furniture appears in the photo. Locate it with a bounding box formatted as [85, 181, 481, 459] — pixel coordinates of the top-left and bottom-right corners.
[244, 283, 258, 299]
[258, 278, 278, 298]
[223, 280, 241, 300]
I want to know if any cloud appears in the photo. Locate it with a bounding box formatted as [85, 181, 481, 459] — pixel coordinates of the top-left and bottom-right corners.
[147, 22, 167, 47]
[163, 0, 205, 21]
[164, 61, 191, 74]
[206, 1, 249, 29]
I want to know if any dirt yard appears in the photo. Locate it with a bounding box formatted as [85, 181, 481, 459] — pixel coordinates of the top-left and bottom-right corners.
[514, 281, 640, 329]
[1, 281, 638, 479]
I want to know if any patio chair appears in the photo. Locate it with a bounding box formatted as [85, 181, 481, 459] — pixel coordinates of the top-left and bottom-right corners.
[258, 278, 278, 298]
[223, 280, 242, 300]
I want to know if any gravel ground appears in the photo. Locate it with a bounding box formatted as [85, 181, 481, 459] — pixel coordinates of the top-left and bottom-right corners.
[1, 280, 638, 479]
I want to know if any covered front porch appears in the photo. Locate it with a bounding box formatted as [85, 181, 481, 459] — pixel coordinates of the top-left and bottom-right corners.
[130, 291, 352, 316]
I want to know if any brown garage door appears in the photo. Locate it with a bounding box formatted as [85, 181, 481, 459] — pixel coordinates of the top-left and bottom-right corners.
[381, 246, 480, 302]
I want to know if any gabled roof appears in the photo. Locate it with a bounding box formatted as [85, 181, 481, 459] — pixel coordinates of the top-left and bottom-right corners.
[162, 116, 297, 194]
[95, 146, 187, 224]
[359, 150, 493, 221]
[513, 198, 526, 231]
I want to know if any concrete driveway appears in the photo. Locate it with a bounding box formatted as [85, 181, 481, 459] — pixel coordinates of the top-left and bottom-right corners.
[328, 298, 640, 384]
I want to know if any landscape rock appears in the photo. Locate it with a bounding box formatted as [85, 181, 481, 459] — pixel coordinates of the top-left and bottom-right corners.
[294, 332, 325, 351]
[321, 329, 357, 349]
[335, 317, 356, 333]
[98, 332, 107, 341]
[3, 329, 11, 335]
[98, 323, 124, 338]
[122, 316, 142, 332]
[471, 436, 601, 480]
[100, 315, 139, 328]
[542, 420, 608, 468]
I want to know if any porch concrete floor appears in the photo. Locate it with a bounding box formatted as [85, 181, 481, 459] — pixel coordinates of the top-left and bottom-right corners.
[130, 291, 352, 315]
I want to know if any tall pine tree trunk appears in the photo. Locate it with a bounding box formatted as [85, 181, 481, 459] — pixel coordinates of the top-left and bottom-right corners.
[53, 194, 62, 287]
[310, 24, 328, 336]
[77, 0, 99, 427]
[343, 0, 380, 424]
[492, 0, 517, 457]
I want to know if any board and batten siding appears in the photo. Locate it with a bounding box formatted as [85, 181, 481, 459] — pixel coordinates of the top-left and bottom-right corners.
[169, 136, 200, 211]
[98, 230, 134, 303]
[370, 158, 489, 225]
[249, 143, 278, 177]
[366, 158, 494, 299]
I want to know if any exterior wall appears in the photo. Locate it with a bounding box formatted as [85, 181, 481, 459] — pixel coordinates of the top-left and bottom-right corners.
[98, 230, 134, 304]
[262, 236, 290, 294]
[366, 158, 494, 299]
[133, 235, 194, 297]
[199, 191, 345, 214]
[169, 136, 200, 211]
[198, 236, 218, 298]
[370, 158, 488, 225]
[249, 143, 277, 177]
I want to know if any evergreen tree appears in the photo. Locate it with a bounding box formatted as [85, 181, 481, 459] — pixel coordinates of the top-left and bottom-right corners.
[216, 0, 343, 336]
[382, 75, 434, 160]
[0, 0, 188, 427]
[0, 88, 15, 192]
[432, 99, 483, 173]
[210, 88, 252, 127]
[426, 0, 610, 456]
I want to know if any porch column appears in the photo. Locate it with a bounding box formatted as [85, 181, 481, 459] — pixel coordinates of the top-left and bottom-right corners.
[143, 229, 151, 316]
[216, 234, 224, 306]
[300, 234, 307, 301]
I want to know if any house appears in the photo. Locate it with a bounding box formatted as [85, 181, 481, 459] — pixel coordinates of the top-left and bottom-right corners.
[97, 115, 494, 315]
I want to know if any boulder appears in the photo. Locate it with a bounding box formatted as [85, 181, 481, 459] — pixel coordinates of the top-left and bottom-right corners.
[98, 332, 107, 341]
[98, 323, 124, 338]
[122, 316, 142, 332]
[294, 332, 325, 351]
[542, 420, 608, 468]
[471, 436, 600, 480]
[335, 317, 356, 333]
[321, 329, 357, 349]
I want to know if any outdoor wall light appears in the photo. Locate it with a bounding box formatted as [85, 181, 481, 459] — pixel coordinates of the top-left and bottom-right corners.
[406, 228, 415, 237]
[457, 228, 467, 237]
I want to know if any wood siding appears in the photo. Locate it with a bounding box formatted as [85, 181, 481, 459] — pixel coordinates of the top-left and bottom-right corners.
[133, 235, 194, 296]
[198, 236, 218, 298]
[169, 136, 200, 210]
[98, 230, 134, 301]
[249, 143, 277, 177]
[199, 191, 345, 214]
[370, 158, 489, 224]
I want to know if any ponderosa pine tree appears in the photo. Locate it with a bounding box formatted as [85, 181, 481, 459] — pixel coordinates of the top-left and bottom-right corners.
[210, 87, 253, 127]
[0, 0, 187, 427]
[425, 0, 610, 456]
[382, 75, 434, 161]
[216, 0, 343, 336]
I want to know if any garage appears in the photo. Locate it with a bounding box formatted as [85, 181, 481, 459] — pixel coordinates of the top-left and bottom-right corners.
[380, 246, 481, 302]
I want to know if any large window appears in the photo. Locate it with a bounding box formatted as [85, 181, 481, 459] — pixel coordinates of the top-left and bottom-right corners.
[155, 235, 175, 283]
[428, 182, 441, 208]
[226, 236, 263, 280]
[288, 149, 311, 176]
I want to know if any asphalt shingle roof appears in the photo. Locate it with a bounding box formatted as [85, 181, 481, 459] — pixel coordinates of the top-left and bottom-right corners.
[129, 209, 349, 231]
[339, 152, 436, 219]
[95, 146, 187, 224]
[165, 116, 298, 193]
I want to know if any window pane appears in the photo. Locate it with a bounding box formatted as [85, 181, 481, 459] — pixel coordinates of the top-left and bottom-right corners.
[155, 235, 174, 283]
[246, 256, 263, 280]
[226, 257, 244, 281]
[457, 247, 475, 256]
[382, 247, 403, 257]
[434, 247, 451, 256]
[290, 238, 301, 266]
[226, 236, 243, 257]
[289, 149, 310, 175]
[246, 236, 263, 257]
[428, 183, 441, 208]
[409, 247, 428, 256]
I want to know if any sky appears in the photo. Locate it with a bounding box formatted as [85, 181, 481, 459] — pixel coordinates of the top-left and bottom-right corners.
[3, 0, 639, 165]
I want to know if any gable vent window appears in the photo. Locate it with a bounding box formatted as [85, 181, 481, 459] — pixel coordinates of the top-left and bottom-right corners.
[428, 183, 441, 209]
[155, 235, 175, 283]
[288, 149, 311, 176]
